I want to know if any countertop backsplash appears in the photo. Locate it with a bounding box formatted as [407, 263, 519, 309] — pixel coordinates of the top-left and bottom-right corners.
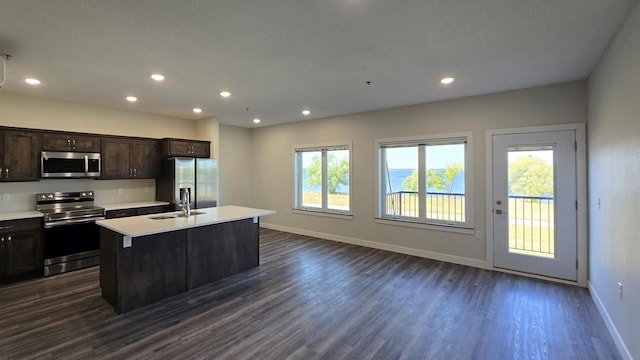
[0, 178, 156, 213]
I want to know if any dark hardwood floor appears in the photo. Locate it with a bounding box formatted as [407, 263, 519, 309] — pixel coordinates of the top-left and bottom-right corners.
[0, 229, 620, 359]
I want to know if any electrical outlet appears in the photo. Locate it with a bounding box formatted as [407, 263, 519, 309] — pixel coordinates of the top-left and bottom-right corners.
[118, 188, 124, 195]
[2, 193, 10, 201]
[618, 282, 623, 300]
[474, 230, 482, 240]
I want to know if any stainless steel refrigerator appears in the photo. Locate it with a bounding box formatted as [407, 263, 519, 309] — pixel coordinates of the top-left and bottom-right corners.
[156, 158, 218, 210]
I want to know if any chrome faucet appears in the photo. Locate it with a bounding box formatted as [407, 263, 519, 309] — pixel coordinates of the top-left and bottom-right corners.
[180, 188, 191, 217]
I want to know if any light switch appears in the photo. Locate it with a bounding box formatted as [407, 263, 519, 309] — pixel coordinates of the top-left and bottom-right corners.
[2, 193, 10, 201]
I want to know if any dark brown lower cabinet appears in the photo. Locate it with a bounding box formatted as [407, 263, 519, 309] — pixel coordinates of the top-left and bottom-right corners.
[100, 218, 259, 314]
[187, 219, 258, 289]
[0, 218, 43, 284]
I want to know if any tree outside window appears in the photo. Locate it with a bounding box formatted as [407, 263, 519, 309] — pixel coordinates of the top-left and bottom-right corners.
[295, 146, 351, 213]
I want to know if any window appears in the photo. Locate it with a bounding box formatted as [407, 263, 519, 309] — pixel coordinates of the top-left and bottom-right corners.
[294, 144, 351, 214]
[378, 133, 470, 227]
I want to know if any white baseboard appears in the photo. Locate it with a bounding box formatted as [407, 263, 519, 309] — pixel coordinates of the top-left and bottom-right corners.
[260, 222, 487, 269]
[589, 281, 632, 360]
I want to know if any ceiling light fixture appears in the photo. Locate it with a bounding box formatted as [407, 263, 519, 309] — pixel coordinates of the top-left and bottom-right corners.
[193, 108, 202, 113]
[25, 78, 41, 85]
[253, 118, 261, 124]
[150, 74, 165, 81]
[440, 77, 455, 85]
[126, 96, 138, 102]
[220, 91, 231, 98]
[302, 109, 311, 116]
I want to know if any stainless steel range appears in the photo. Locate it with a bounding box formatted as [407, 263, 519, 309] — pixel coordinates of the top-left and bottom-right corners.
[36, 191, 105, 276]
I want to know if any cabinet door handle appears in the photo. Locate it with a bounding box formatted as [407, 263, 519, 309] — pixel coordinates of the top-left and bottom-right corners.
[5, 168, 8, 178]
[133, 168, 137, 177]
[7, 236, 11, 241]
[129, 169, 133, 177]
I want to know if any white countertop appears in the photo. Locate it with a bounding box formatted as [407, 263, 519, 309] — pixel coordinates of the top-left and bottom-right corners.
[101, 201, 170, 211]
[0, 201, 170, 222]
[0, 211, 44, 221]
[96, 205, 276, 237]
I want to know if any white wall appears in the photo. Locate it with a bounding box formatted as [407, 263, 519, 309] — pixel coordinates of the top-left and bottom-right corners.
[195, 117, 219, 158]
[249, 81, 587, 265]
[218, 124, 253, 206]
[588, 1, 640, 359]
[0, 93, 197, 138]
[0, 93, 202, 212]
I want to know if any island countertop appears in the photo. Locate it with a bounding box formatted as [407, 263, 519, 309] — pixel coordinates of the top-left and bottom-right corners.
[96, 205, 275, 237]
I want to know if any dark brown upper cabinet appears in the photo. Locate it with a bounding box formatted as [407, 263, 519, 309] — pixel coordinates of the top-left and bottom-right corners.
[160, 139, 210, 158]
[0, 130, 41, 182]
[42, 132, 101, 152]
[101, 137, 160, 179]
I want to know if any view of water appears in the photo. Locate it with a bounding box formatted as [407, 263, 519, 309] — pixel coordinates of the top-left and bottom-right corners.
[385, 169, 465, 193]
[303, 169, 465, 194]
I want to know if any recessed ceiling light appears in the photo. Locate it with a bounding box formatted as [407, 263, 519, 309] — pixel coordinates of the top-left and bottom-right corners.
[193, 108, 202, 113]
[126, 96, 138, 102]
[150, 74, 165, 81]
[440, 77, 455, 85]
[220, 91, 231, 98]
[25, 78, 41, 85]
[302, 109, 311, 116]
[253, 118, 261, 124]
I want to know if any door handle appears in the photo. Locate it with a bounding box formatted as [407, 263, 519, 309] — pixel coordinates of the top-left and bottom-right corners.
[496, 209, 505, 215]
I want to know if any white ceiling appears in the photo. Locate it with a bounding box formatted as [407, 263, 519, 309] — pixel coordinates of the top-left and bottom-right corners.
[0, 0, 636, 127]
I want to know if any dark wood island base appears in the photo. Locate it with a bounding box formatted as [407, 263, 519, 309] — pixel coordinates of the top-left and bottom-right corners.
[100, 218, 259, 314]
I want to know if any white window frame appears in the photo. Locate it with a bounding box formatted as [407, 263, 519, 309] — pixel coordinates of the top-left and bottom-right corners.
[376, 132, 473, 230]
[293, 143, 353, 216]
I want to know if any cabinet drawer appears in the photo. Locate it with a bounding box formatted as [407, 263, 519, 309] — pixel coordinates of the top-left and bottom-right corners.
[0, 218, 42, 234]
[106, 209, 138, 219]
[136, 205, 170, 215]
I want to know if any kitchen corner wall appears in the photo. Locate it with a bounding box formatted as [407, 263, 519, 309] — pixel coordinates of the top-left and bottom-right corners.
[0, 93, 204, 212]
[588, 0, 640, 358]
[246, 81, 587, 266]
[218, 124, 252, 207]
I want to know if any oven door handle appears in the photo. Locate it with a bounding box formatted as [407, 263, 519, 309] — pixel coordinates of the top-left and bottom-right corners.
[46, 212, 105, 222]
[44, 216, 106, 229]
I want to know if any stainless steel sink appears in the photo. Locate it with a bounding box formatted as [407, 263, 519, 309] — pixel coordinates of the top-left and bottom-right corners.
[149, 211, 207, 220]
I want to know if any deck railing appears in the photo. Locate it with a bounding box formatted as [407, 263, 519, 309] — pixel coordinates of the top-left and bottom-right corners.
[508, 195, 555, 257]
[385, 191, 465, 222]
[385, 192, 555, 257]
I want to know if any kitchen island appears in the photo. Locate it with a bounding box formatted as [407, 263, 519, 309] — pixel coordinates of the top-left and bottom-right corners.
[97, 206, 275, 314]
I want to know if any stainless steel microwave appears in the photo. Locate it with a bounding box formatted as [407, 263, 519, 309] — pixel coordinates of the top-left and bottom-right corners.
[41, 151, 101, 178]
